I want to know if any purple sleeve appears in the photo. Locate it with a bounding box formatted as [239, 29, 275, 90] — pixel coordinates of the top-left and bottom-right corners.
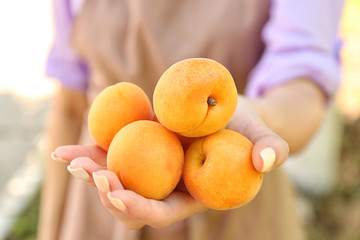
[45, 0, 88, 91]
[245, 0, 344, 98]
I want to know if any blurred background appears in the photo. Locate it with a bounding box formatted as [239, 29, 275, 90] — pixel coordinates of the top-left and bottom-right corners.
[0, 0, 359, 239]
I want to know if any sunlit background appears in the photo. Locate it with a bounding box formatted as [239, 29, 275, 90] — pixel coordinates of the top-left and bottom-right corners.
[0, 0, 359, 240]
[0, 1, 54, 239]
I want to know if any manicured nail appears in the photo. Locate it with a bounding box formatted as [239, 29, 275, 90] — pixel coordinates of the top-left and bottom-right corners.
[107, 192, 127, 212]
[67, 165, 90, 180]
[93, 173, 110, 193]
[260, 147, 276, 172]
[50, 152, 67, 163]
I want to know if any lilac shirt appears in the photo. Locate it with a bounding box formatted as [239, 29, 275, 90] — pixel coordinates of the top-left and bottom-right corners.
[46, 0, 344, 97]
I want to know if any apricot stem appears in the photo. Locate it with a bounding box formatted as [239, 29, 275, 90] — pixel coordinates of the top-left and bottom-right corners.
[207, 97, 217, 106]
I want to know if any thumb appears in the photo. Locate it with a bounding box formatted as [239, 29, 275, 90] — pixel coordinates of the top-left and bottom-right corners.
[227, 96, 289, 173]
[251, 133, 289, 173]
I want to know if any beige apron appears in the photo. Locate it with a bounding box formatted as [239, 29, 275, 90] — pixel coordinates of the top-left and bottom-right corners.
[59, 0, 305, 239]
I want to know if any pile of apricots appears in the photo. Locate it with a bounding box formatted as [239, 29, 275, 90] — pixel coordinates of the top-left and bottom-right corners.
[88, 58, 263, 210]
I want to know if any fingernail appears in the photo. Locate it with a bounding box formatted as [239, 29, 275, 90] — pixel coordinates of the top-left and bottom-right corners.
[260, 147, 276, 172]
[67, 165, 90, 180]
[107, 192, 127, 212]
[50, 152, 67, 163]
[93, 173, 110, 193]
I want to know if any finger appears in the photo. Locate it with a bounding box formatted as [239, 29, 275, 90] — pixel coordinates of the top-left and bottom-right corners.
[92, 170, 144, 229]
[228, 96, 289, 173]
[108, 189, 207, 229]
[67, 157, 105, 187]
[246, 124, 289, 173]
[93, 170, 123, 193]
[52, 144, 107, 166]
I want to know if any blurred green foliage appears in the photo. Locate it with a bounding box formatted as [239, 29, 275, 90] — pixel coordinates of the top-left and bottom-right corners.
[6, 191, 40, 240]
[307, 119, 360, 240]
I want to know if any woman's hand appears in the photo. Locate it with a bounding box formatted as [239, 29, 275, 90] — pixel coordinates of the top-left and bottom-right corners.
[51, 145, 207, 230]
[51, 77, 326, 230]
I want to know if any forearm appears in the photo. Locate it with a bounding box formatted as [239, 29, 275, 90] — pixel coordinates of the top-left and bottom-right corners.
[252, 78, 327, 153]
[37, 86, 87, 240]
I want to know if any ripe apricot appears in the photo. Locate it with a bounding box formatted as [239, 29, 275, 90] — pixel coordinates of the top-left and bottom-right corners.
[107, 120, 184, 200]
[183, 129, 263, 210]
[88, 82, 153, 150]
[153, 58, 238, 137]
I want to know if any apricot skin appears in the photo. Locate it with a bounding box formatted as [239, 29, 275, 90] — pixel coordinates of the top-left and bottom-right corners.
[153, 58, 238, 137]
[88, 82, 153, 150]
[107, 120, 184, 200]
[183, 129, 263, 210]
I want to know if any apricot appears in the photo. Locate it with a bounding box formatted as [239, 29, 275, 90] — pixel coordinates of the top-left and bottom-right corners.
[153, 58, 238, 137]
[88, 82, 153, 150]
[183, 129, 263, 210]
[107, 120, 184, 200]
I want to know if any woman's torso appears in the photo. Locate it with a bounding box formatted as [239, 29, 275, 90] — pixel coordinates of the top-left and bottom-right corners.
[60, 1, 304, 240]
